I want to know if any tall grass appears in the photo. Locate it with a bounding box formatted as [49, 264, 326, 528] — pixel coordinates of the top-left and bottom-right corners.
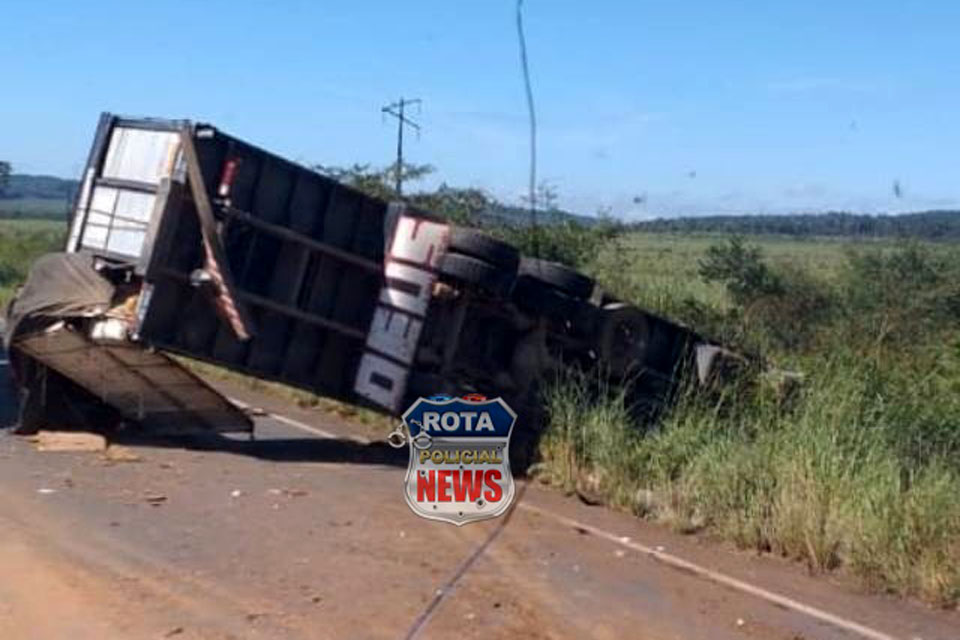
[535, 234, 960, 606]
[0, 221, 64, 306]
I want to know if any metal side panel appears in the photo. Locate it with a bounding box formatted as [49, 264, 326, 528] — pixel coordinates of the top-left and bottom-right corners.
[13, 327, 251, 434]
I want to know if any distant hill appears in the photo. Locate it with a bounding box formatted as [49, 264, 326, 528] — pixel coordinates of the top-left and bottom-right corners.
[1, 174, 78, 201]
[474, 204, 600, 228]
[0, 174, 77, 219]
[631, 210, 960, 240]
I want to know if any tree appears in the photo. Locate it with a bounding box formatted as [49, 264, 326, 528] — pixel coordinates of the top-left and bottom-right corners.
[314, 162, 434, 202]
[521, 180, 559, 212]
[0, 161, 10, 197]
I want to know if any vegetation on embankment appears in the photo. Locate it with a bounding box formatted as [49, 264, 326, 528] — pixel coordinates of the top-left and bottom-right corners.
[534, 230, 960, 606]
[0, 220, 64, 307]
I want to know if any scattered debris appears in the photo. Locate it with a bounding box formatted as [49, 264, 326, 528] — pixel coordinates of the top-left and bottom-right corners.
[736, 618, 745, 627]
[614, 549, 626, 558]
[655, 545, 666, 553]
[267, 488, 308, 498]
[144, 492, 167, 506]
[163, 627, 184, 638]
[230, 489, 244, 498]
[104, 445, 141, 463]
[35, 430, 106, 452]
[36, 487, 57, 495]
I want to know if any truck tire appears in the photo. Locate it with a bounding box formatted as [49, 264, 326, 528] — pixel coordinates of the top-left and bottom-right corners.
[447, 228, 520, 272]
[512, 276, 581, 320]
[438, 253, 514, 298]
[406, 371, 457, 400]
[518, 258, 594, 300]
[596, 303, 651, 376]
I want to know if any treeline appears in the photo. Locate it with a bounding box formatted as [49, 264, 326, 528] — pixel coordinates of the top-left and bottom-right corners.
[632, 210, 960, 240]
[0, 174, 78, 201]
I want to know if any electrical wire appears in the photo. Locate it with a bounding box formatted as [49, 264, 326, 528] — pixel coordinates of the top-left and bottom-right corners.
[516, 0, 539, 256]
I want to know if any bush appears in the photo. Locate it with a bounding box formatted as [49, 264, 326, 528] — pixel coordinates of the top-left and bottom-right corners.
[696, 237, 836, 352]
[489, 221, 619, 269]
[840, 243, 960, 349]
[535, 356, 960, 605]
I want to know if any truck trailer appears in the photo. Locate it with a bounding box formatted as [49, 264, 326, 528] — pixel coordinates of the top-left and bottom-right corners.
[4, 114, 736, 437]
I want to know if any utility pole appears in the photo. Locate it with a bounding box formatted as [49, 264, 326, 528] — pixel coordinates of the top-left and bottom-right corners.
[381, 97, 421, 197]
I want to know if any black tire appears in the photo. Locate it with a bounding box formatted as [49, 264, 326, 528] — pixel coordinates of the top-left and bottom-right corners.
[512, 276, 581, 320]
[596, 303, 651, 377]
[518, 258, 594, 300]
[405, 371, 458, 400]
[438, 253, 515, 298]
[447, 228, 520, 272]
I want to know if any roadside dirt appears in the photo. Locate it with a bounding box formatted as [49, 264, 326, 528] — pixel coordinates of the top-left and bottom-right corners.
[0, 378, 958, 639]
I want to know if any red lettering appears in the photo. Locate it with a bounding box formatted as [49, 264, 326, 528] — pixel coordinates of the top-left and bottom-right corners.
[417, 470, 436, 502]
[483, 470, 503, 503]
[452, 470, 484, 503]
[437, 470, 452, 502]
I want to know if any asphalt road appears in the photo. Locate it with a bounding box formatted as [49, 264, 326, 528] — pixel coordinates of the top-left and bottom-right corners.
[0, 376, 958, 640]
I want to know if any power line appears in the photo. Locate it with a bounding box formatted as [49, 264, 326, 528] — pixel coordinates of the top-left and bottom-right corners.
[516, 0, 538, 251]
[381, 97, 422, 197]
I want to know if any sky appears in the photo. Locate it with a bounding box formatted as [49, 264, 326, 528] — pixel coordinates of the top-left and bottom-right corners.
[3, 1, 959, 219]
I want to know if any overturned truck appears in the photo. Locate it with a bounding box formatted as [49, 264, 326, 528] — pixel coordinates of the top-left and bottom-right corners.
[5, 113, 737, 437]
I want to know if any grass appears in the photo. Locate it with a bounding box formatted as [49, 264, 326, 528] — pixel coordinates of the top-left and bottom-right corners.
[0, 197, 69, 219]
[0, 219, 65, 307]
[533, 230, 960, 607]
[177, 356, 394, 433]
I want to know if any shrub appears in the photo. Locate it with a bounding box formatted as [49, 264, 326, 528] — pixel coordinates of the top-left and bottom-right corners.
[490, 221, 619, 269]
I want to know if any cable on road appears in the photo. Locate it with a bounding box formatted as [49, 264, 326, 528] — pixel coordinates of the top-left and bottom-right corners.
[401, 480, 530, 640]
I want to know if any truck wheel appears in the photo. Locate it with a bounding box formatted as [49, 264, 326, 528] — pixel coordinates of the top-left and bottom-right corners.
[438, 253, 514, 298]
[596, 303, 650, 377]
[518, 258, 594, 300]
[447, 228, 520, 272]
[406, 371, 457, 400]
[512, 276, 581, 320]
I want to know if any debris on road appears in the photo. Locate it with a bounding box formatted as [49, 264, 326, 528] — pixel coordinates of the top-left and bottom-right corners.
[103, 445, 141, 463]
[34, 431, 106, 452]
[267, 488, 308, 498]
[143, 492, 167, 506]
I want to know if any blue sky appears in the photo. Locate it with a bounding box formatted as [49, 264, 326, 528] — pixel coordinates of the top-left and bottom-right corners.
[3, 1, 959, 218]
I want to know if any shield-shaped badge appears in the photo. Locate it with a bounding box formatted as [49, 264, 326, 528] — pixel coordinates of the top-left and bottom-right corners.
[402, 396, 517, 525]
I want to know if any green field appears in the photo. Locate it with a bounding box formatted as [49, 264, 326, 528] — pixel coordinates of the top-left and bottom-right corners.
[538, 229, 960, 606]
[0, 218, 66, 306]
[0, 197, 69, 219]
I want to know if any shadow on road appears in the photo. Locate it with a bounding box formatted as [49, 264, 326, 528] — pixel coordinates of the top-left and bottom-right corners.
[111, 428, 540, 475]
[114, 431, 411, 468]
